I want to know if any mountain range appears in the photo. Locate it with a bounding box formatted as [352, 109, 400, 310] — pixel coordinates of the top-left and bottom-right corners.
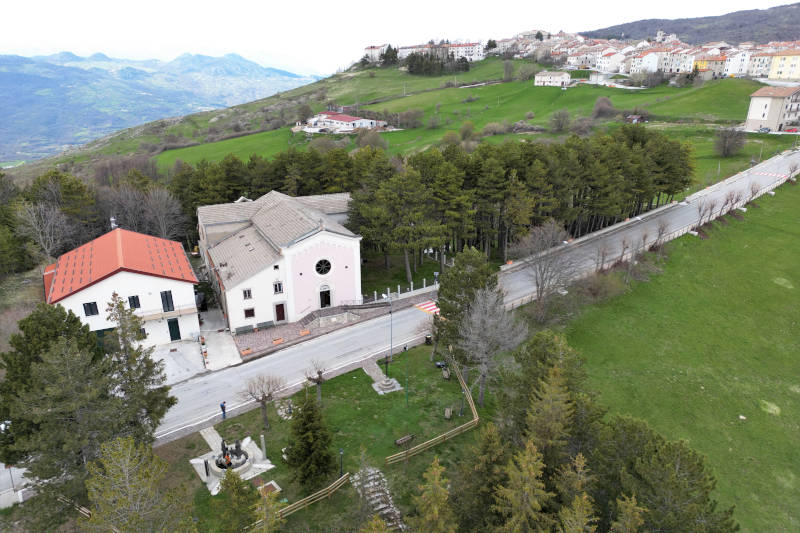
[582, 3, 800, 44]
[0, 52, 318, 162]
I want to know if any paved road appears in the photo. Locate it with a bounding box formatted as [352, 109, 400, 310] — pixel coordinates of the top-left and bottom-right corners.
[153, 149, 799, 444]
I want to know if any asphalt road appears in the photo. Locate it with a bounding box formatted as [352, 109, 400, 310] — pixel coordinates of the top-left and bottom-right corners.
[153, 148, 800, 445]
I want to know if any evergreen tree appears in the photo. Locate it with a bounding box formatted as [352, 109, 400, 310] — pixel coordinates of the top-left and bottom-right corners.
[555, 453, 595, 506]
[409, 457, 457, 533]
[526, 365, 574, 479]
[83, 436, 195, 532]
[0, 303, 100, 465]
[434, 246, 497, 359]
[254, 489, 286, 533]
[493, 440, 555, 533]
[105, 293, 176, 444]
[451, 422, 508, 532]
[610, 494, 646, 533]
[360, 514, 392, 532]
[12, 338, 122, 529]
[558, 493, 598, 533]
[218, 470, 260, 533]
[620, 440, 738, 532]
[285, 390, 336, 489]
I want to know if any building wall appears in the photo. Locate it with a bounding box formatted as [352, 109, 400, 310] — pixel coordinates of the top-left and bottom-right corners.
[285, 232, 361, 320]
[56, 271, 199, 346]
[745, 96, 783, 131]
[226, 258, 287, 332]
[769, 54, 800, 80]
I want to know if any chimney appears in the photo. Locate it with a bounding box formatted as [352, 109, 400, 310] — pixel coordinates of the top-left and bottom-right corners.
[110, 216, 118, 230]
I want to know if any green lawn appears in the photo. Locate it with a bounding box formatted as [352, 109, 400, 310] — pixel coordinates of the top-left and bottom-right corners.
[360, 252, 443, 298]
[565, 182, 800, 532]
[156, 346, 489, 531]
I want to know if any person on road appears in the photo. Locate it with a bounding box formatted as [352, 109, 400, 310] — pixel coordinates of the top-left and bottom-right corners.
[220, 401, 226, 420]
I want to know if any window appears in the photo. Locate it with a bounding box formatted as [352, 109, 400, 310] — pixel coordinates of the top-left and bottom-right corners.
[273, 282, 283, 294]
[83, 302, 99, 316]
[244, 308, 255, 319]
[243, 289, 252, 300]
[315, 259, 331, 275]
[128, 295, 140, 309]
[273, 264, 279, 270]
[160, 290, 174, 312]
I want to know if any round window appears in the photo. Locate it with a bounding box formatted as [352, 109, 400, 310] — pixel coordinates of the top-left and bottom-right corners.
[315, 259, 331, 275]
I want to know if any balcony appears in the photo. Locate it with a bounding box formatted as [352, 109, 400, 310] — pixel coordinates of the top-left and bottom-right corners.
[138, 304, 198, 322]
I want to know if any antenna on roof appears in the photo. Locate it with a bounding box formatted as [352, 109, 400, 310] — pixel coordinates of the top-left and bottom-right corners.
[110, 216, 118, 230]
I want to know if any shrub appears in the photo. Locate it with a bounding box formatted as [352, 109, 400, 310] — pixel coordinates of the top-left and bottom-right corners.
[570, 117, 594, 136]
[592, 97, 618, 119]
[461, 94, 478, 104]
[482, 121, 511, 136]
[525, 111, 535, 120]
[518, 65, 540, 81]
[550, 109, 571, 133]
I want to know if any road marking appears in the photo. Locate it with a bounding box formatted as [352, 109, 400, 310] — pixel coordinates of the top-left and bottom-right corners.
[415, 301, 440, 315]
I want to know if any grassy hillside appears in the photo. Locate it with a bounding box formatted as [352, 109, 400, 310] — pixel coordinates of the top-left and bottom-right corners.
[566, 182, 800, 532]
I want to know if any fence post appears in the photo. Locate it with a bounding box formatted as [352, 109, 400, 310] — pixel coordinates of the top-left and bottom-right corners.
[373, 290, 377, 301]
[386, 287, 390, 299]
[397, 284, 400, 295]
[423, 278, 426, 288]
[410, 281, 414, 292]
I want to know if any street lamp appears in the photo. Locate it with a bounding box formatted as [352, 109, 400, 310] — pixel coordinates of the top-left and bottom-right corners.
[339, 448, 344, 477]
[404, 345, 409, 407]
[381, 292, 394, 377]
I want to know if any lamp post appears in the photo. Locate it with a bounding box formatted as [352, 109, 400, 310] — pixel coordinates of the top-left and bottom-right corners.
[382, 292, 394, 377]
[404, 345, 409, 407]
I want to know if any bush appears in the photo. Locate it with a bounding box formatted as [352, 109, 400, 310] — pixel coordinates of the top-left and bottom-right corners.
[592, 97, 618, 119]
[356, 129, 388, 150]
[462, 94, 478, 104]
[427, 115, 440, 129]
[518, 65, 540, 81]
[482, 121, 511, 137]
[715, 127, 746, 157]
[550, 109, 571, 133]
[441, 131, 460, 146]
[570, 117, 594, 136]
[525, 111, 535, 120]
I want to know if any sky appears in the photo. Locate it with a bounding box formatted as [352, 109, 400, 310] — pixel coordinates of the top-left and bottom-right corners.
[1, 0, 793, 75]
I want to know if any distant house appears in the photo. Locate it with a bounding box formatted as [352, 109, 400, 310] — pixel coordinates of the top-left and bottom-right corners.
[43, 228, 199, 346]
[745, 86, 800, 132]
[306, 111, 387, 133]
[364, 44, 388, 62]
[534, 71, 570, 87]
[197, 192, 361, 334]
[692, 55, 727, 78]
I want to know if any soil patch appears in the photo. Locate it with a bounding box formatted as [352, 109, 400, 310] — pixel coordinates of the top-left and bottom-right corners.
[728, 211, 744, 221]
[697, 228, 710, 240]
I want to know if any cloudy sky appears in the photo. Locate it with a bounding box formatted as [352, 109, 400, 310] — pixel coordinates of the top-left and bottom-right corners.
[1, 0, 792, 75]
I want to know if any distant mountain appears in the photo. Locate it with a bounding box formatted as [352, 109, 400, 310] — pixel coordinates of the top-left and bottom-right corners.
[0, 52, 319, 161]
[582, 3, 800, 44]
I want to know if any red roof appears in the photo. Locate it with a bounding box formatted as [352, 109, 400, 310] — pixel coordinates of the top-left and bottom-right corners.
[45, 228, 197, 304]
[320, 112, 361, 123]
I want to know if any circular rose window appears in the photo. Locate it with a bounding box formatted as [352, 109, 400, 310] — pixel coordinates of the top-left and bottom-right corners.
[315, 259, 331, 275]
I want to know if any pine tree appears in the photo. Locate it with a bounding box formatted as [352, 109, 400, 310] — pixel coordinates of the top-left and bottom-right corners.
[451, 422, 508, 532]
[493, 440, 555, 533]
[555, 453, 595, 506]
[285, 390, 335, 489]
[254, 489, 286, 533]
[610, 494, 646, 533]
[83, 436, 195, 532]
[0, 303, 100, 465]
[409, 457, 456, 533]
[218, 469, 260, 533]
[558, 493, 598, 533]
[360, 514, 392, 533]
[105, 293, 176, 444]
[12, 338, 122, 530]
[526, 365, 574, 479]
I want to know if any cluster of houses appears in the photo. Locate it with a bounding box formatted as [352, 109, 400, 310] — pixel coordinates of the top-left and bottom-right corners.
[366, 30, 800, 82]
[364, 42, 485, 63]
[42, 191, 363, 348]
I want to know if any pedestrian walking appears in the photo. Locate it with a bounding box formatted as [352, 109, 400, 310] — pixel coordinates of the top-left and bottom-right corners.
[220, 401, 226, 420]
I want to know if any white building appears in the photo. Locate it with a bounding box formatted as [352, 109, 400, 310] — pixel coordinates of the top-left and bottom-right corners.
[447, 42, 485, 62]
[43, 228, 199, 346]
[597, 52, 625, 73]
[748, 53, 775, 77]
[745, 86, 800, 132]
[534, 71, 571, 87]
[197, 192, 362, 334]
[724, 51, 751, 77]
[364, 44, 388, 62]
[306, 111, 386, 133]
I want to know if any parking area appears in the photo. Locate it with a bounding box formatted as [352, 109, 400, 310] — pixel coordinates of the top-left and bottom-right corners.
[153, 308, 241, 385]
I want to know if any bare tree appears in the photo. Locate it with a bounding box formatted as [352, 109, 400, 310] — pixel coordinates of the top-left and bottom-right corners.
[241, 375, 285, 430]
[594, 244, 609, 273]
[457, 287, 528, 406]
[16, 202, 69, 259]
[305, 359, 326, 405]
[749, 182, 760, 202]
[550, 109, 571, 133]
[789, 163, 798, 180]
[714, 128, 746, 157]
[705, 200, 718, 224]
[510, 220, 578, 322]
[97, 185, 148, 233]
[503, 60, 514, 82]
[653, 221, 668, 254]
[143, 188, 187, 241]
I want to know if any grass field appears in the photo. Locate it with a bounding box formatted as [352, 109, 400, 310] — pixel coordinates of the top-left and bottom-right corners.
[155, 346, 490, 531]
[565, 182, 800, 532]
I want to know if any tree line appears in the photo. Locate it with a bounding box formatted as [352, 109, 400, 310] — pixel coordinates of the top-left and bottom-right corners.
[0, 168, 187, 276]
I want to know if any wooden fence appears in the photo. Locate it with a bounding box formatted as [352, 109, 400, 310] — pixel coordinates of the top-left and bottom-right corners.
[384, 358, 479, 465]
